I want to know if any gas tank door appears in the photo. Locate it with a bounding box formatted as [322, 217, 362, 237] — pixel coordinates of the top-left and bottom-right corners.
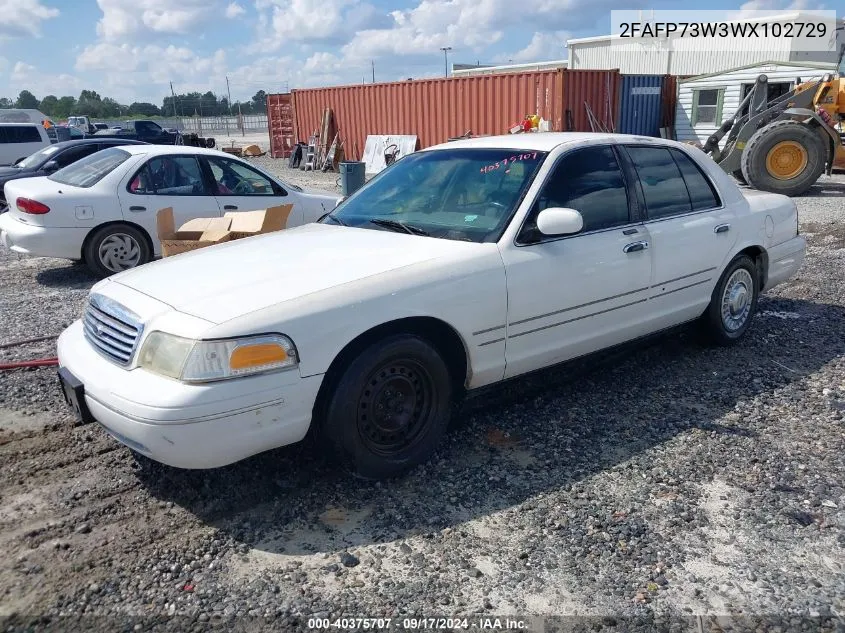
[75, 205, 94, 220]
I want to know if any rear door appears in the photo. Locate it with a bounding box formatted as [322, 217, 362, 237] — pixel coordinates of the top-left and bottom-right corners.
[619, 144, 738, 329]
[202, 155, 305, 225]
[117, 154, 221, 254]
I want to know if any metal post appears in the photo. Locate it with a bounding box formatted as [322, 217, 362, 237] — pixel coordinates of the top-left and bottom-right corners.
[440, 47, 452, 77]
[372, 60, 375, 83]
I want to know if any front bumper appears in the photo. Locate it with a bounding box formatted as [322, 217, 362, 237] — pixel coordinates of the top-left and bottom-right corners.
[57, 320, 323, 469]
[0, 212, 88, 260]
[763, 235, 806, 292]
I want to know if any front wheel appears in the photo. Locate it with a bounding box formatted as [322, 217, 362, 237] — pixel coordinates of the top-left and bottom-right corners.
[320, 335, 453, 480]
[84, 224, 151, 278]
[702, 255, 759, 345]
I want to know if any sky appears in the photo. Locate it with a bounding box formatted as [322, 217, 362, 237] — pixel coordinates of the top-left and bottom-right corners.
[0, 0, 831, 106]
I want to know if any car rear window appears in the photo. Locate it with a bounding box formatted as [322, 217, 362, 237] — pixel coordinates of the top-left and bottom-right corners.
[49, 147, 131, 188]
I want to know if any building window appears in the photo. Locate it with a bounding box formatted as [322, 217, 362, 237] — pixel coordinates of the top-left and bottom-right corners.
[692, 89, 724, 126]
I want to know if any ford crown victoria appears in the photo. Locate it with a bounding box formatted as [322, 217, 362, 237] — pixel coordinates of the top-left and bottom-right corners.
[56, 133, 806, 479]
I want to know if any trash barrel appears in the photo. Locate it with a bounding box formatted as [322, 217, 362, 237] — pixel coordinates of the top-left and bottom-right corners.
[339, 161, 366, 196]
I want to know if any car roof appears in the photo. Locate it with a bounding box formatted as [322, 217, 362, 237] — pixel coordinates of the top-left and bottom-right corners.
[427, 132, 679, 152]
[0, 122, 43, 127]
[50, 139, 148, 149]
[119, 144, 256, 158]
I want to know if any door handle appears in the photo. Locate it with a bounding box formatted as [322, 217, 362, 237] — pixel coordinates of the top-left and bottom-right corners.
[714, 223, 730, 234]
[224, 205, 238, 210]
[129, 206, 146, 212]
[623, 240, 649, 253]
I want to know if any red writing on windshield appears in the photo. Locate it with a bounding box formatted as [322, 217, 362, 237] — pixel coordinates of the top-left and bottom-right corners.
[480, 152, 538, 174]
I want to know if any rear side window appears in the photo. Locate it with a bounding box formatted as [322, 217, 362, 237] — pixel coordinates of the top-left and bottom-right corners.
[0, 125, 42, 144]
[669, 148, 721, 210]
[625, 146, 692, 219]
[49, 147, 131, 188]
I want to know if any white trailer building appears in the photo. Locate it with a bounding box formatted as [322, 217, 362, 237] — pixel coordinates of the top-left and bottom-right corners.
[674, 60, 837, 146]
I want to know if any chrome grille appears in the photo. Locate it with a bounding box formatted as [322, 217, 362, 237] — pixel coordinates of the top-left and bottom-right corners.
[82, 294, 143, 366]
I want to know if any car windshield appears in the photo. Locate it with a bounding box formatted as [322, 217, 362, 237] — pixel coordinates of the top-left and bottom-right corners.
[49, 147, 131, 188]
[325, 147, 546, 242]
[16, 145, 61, 169]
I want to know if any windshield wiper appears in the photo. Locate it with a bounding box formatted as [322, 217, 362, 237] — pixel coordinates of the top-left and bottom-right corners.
[368, 218, 429, 236]
[318, 211, 347, 226]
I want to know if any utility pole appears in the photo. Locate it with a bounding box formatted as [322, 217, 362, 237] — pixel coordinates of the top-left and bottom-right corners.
[169, 81, 178, 117]
[371, 60, 375, 83]
[225, 75, 233, 114]
[440, 47, 452, 78]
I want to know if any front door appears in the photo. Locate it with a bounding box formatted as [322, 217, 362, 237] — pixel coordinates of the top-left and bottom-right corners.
[118, 154, 221, 254]
[619, 144, 738, 329]
[500, 145, 655, 379]
[202, 155, 303, 224]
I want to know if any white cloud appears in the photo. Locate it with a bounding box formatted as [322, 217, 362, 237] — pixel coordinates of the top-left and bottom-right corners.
[252, 0, 385, 51]
[0, 0, 59, 38]
[495, 31, 570, 64]
[95, 0, 218, 40]
[738, 0, 825, 10]
[75, 42, 228, 102]
[8, 62, 84, 98]
[339, 0, 625, 61]
[225, 2, 245, 18]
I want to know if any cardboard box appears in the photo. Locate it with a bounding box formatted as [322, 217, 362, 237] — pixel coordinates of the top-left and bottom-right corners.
[224, 204, 292, 240]
[156, 204, 294, 257]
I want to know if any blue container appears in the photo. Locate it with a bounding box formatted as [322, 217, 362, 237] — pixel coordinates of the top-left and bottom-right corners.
[339, 161, 366, 196]
[618, 75, 664, 137]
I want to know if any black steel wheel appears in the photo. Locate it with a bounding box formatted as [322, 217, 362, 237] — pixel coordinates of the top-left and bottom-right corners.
[357, 358, 435, 457]
[320, 334, 453, 480]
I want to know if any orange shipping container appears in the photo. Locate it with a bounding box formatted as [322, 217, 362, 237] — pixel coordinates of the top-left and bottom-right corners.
[272, 69, 628, 161]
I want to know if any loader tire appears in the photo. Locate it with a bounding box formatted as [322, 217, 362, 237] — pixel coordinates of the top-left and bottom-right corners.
[740, 120, 825, 197]
[732, 170, 747, 185]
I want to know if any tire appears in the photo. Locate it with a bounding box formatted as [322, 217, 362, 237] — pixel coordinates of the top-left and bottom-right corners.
[84, 224, 151, 278]
[732, 169, 747, 185]
[320, 334, 453, 480]
[702, 255, 759, 345]
[740, 120, 826, 196]
[206, 138, 215, 149]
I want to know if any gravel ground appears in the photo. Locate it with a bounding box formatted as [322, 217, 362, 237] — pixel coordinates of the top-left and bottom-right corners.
[1, 166, 844, 632]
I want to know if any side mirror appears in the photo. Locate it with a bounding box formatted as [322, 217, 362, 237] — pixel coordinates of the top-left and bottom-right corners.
[536, 207, 583, 236]
[43, 160, 59, 174]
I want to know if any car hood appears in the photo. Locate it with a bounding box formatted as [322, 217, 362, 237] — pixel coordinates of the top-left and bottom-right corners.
[109, 223, 484, 324]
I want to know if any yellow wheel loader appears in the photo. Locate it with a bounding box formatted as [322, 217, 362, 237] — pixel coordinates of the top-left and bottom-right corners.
[702, 72, 845, 197]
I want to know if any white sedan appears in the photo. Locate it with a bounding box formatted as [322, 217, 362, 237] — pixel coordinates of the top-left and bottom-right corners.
[56, 133, 806, 479]
[0, 145, 341, 276]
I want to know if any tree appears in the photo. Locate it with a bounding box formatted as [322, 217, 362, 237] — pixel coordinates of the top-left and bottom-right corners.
[55, 96, 77, 119]
[40, 95, 59, 116]
[129, 102, 160, 117]
[0, 98, 13, 109]
[15, 90, 40, 109]
[250, 90, 267, 114]
[100, 97, 121, 118]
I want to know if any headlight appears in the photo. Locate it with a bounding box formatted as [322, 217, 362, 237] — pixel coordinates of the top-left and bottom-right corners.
[138, 332, 298, 383]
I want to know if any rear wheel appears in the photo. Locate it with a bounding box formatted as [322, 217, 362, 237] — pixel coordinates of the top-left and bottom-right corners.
[320, 334, 453, 480]
[84, 224, 151, 277]
[702, 255, 759, 345]
[740, 120, 825, 196]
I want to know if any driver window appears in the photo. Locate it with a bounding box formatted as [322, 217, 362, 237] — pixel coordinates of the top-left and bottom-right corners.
[206, 157, 278, 196]
[531, 146, 630, 234]
[135, 156, 207, 195]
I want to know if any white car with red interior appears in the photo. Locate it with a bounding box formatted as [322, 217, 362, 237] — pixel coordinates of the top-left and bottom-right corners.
[56, 133, 805, 480]
[0, 145, 341, 276]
